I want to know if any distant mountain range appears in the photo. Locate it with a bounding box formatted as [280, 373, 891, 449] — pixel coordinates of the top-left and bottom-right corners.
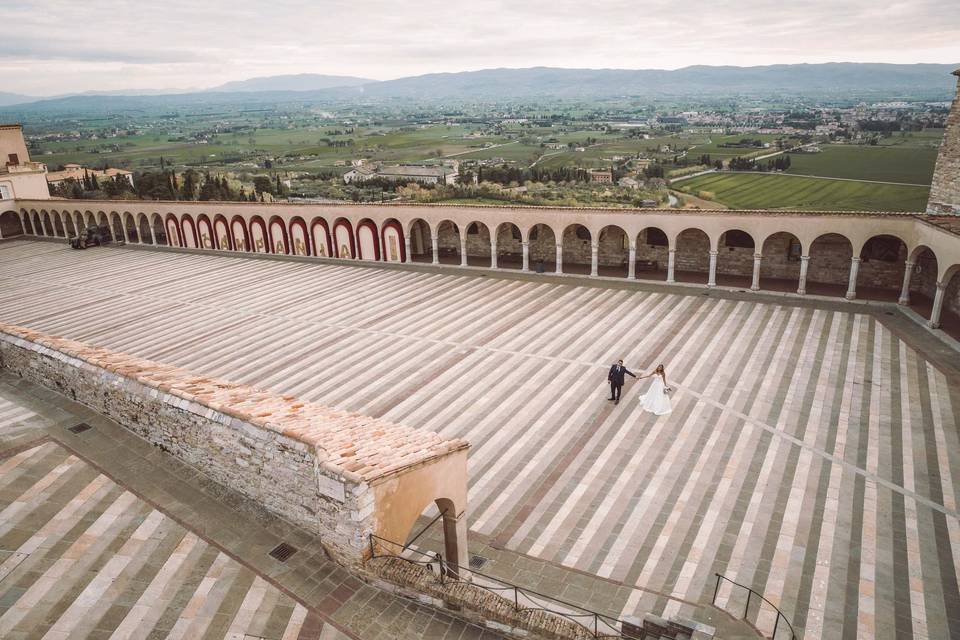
[3, 63, 958, 114]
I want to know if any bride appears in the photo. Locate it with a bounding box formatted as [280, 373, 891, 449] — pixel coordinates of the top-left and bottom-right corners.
[639, 364, 672, 415]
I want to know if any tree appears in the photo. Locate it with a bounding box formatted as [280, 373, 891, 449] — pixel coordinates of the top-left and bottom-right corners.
[253, 176, 273, 195]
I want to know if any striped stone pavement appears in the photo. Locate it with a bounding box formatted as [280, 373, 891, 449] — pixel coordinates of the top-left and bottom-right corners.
[0, 437, 337, 639]
[1, 240, 959, 639]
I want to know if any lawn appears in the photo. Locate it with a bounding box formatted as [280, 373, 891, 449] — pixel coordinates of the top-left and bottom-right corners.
[785, 144, 938, 184]
[677, 172, 929, 212]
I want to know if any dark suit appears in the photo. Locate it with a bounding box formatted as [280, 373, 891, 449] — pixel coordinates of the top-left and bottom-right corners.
[607, 364, 636, 402]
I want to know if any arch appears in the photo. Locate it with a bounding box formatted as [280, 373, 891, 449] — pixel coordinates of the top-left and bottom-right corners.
[165, 214, 182, 247]
[212, 215, 231, 250]
[356, 219, 380, 260]
[597, 224, 629, 277]
[380, 218, 405, 262]
[152, 214, 168, 246]
[97, 212, 112, 241]
[73, 212, 84, 236]
[138, 214, 152, 244]
[856, 234, 908, 302]
[527, 223, 558, 273]
[42, 211, 53, 236]
[310, 217, 331, 258]
[197, 214, 215, 250]
[268, 215, 289, 254]
[715, 229, 756, 287]
[635, 227, 669, 281]
[561, 223, 591, 275]
[333, 218, 355, 259]
[464, 221, 491, 266]
[110, 212, 124, 242]
[289, 216, 310, 256]
[179, 214, 198, 248]
[940, 265, 960, 339]
[53, 212, 66, 237]
[759, 231, 803, 292]
[64, 212, 76, 237]
[86, 211, 96, 229]
[907, 246, 939, 322]
[407, 218, 432, 263]
[231, 216, 249, 251]
[0, 210, 23, 237]
[124, 212, 139, 243]
[673, 228, 711, 284]
[435, 220, 461, 265]
[495, 222, 523, 269]
[249, 216, 269, 253]
[807, 233, 853, 296]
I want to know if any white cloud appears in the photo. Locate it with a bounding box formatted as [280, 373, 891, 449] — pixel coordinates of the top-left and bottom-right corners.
[5, 0, 960, 95]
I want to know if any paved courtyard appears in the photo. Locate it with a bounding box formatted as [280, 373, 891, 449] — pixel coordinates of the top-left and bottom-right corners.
[1, 239, 959, 639]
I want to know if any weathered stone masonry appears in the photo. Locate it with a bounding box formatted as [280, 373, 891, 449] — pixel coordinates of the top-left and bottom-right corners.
[928, 69, 960, 215]
[0, 322, 469, 569]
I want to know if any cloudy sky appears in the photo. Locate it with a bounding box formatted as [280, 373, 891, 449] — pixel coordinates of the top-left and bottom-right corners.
[5, 0, 960, 95]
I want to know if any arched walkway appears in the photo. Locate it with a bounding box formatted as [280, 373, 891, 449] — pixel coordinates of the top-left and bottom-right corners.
[853, 234, 908, 301]
[0, 210, 23, 237]
[53, 212, 65, 237]
[64, 213, 76, 238]
[124, 213, 139, 243]
[635, 227, 669, 281]
[673, 228, 710, 284]
[527, 224, 557, 273]
[495, 222, 523, 270]
[98, 213, 113, 241]
[152, 214, 167, 246]
[906, 247, 939, 322]
[435, 220, 461, 265]
[42, 211, 53, 236]
[597, 225, 629, 277]
[561, 224, 591, 275]
[463, 222, 491, 267]
[110, 213, 124, 243]
[934, 264, 960, 340]
[806, 233, 853, 296]
[30, 211, 41, 235]
[715, 229, 756, 288]
[758, 232, 802, 292]
[138, 214, 153, 244]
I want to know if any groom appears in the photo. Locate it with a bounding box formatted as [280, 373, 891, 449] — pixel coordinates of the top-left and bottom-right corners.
[607, 359, 637, 404]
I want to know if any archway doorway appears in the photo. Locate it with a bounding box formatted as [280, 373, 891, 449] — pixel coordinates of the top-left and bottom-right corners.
[715, 229, 755, 288]
[561, 224, 591, 275]
[436, 220, 461, 265]
[528, 224, 557, 273]
[807, 233, 853, 296]
[408, 218, 433, 263]
[495, 222, 523, 269]
[855, 234, 908, 302]
[759, 232, 802, 292]
[597, 225, 629, 277]
[674, 228, 710, 284]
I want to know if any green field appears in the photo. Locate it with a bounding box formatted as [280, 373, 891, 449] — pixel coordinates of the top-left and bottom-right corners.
[785, 144, 938, 184]
[678, 172, 929, 211]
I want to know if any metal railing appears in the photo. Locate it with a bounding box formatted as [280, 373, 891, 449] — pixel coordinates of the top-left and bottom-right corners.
[369, 533, 646, 639]
[711, 573, 797, 640]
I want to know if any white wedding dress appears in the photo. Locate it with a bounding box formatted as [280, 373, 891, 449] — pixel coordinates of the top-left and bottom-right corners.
[640, 376, 672, 415]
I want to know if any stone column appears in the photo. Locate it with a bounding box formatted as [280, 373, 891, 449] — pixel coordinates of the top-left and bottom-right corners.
[522, 241, 530, 272]
[590, 242, 599, 277]
[845, 256, 861, 300]
[431, 234, 439, 265]
[898, 261, 915, 305]
[797, 255, 810, 295]
[707, 250, 718, 287]
[929, 282, 946, 329]
[627, 243, 637, 279]
[149, 225, 157, 246]
[666, 249, 676, 284]
[490, 241, 497, 269]
[751, 253, 762, 291]
[404, 236, 412, 263]
[460, 237, 468, 267]
[442, 511, 470, 580]
[556, 243, 563, 274]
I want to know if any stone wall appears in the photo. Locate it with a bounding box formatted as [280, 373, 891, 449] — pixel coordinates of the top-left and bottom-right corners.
[0, 323, 468, 567]
[928, 72, 960, 215]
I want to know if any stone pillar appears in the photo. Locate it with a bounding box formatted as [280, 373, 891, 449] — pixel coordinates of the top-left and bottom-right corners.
[929, 282, 946, 329]
[490, 241, 497, 269]
[898, 261, 915, 305]
[627, 243, 637, 280]
[149, 225, 157, 246]
[751, 253, 762, 291]
[666, 249, 676, 284]
[442, 511, 470, 580]
[707, 250, 718, 287]
[556, 244, 563, 274]
[460, 237, 468, 267]
[404, 236, 412, 263]
[431, 234, 439, 265]
[797, 255, 810, 295]
[845, 256, 861, 300]
[522, 241, 529, 272]
[590, 242, 599, 277]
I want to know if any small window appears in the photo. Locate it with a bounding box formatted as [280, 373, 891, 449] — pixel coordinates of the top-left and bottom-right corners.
[723, 230, 754, 249]
[645, 228, 668, 247]
[0, 184, 10, 199]
[7, 153, 19, 166]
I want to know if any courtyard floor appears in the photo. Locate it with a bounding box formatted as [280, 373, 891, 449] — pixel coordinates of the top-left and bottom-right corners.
[1, 239, 959, 640]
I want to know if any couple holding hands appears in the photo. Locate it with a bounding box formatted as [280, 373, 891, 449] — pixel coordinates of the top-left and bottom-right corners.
[607, 360, 672, 415]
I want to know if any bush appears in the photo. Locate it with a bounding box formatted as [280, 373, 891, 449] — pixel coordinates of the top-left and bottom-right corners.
[697, 191, 715, 201]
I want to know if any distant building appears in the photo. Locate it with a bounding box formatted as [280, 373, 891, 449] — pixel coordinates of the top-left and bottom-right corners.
[618, 176, 639, 189]
[588, 169, 613, 184]
[344, 162, 458, 185]
[0, 124, 50, 200]
[46, 163, 134, 188]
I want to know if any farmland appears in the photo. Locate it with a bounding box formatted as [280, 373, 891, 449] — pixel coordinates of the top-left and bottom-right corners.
[785, 141, 939, 184]
[677, 172, 930, 211]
